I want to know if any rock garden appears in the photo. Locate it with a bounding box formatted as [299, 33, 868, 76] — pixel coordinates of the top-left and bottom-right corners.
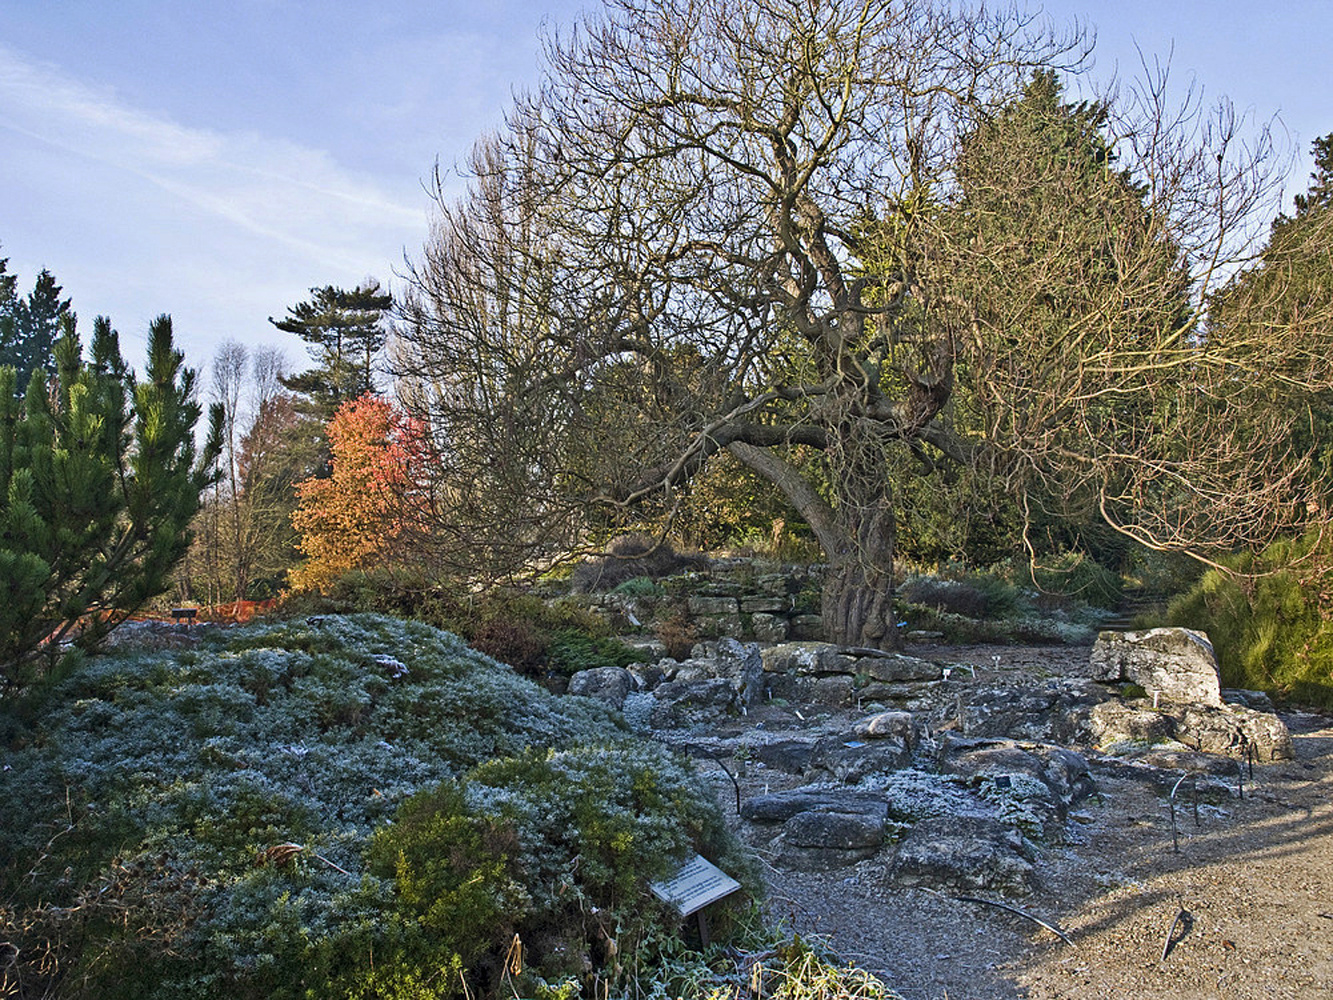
[557, 594, 1331, 999]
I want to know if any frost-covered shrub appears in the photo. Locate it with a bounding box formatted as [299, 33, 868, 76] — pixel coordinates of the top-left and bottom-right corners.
[0, 614, 750, 999]
[898, 573, 1025, 620]
[569, 534, 707, 593]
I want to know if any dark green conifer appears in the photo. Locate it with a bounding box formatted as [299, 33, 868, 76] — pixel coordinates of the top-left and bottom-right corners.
[0, 268, 72, 393]
[0, 313, 222, 693]
[269, 281, 392, 419]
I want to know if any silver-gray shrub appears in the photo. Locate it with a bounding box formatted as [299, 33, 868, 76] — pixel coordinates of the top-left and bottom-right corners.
[0, 613, 747, 999]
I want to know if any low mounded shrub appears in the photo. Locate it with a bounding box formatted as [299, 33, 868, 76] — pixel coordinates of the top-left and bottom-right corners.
[569, 534, 707, 594]
[608, 575, 664, 597]
[281, 571, 630, 679]
[898, 573, 1024, 620]
[0, 614, 753, 999]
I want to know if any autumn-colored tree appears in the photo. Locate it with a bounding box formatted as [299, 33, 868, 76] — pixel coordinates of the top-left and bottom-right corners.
[289, 394, 433, 591]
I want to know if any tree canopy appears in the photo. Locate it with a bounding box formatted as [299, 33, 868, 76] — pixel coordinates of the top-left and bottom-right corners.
[0, 255, 71, 395]
[395, 0, 1323, 646]
[289, 394, 434, 592]
[271, 281, 393, 420]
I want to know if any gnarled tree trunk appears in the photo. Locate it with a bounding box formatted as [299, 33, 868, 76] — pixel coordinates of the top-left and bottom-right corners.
[822, 498, 897, 649]
[728, 438, 899, 650]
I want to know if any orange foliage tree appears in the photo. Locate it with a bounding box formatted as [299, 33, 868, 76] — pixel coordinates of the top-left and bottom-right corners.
[289, 394, 434, 591]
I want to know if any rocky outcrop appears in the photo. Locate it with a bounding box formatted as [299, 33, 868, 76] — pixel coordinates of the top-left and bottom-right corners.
[758, 642, 943, 708]
[1089, 628, 1222, 706]
[887, 816, 1037, 895]
[959, 680, 1112, 743]
[577, 561, 823, 641]
[939, 736, 1096, 835]
[808, 711, 924, 783]
[649, 677, 737, 728]
[712, 638, 766, 709]
[1089, 699, 1294, 761]
[568, 666, 635, 709]
[779, 810, 888, 870]
[1088, 701, 1175, 745]
[558, 595, 1297, 897]
[741, 788, 894, 872]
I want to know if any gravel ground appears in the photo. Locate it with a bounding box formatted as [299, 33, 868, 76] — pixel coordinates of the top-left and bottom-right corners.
[696, 644, 1333, 1000]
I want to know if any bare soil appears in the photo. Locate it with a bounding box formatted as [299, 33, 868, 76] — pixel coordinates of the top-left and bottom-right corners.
[703, 644, 1333, 1000]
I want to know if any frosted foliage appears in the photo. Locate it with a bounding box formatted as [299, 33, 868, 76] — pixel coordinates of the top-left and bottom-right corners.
[0, 613, 737, 999]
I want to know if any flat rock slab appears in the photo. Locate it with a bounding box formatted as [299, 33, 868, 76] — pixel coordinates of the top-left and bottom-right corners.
[1090, 699, 1294, 762]
[784, 808, 886, 850]
[761, 642, 941, 682]
[857, 653, 942, 683]
[960, 679, 1113, 744]
[810, 735, 914, 782]
[741, 787, 889, 824]
[887, 815, 1037, 896]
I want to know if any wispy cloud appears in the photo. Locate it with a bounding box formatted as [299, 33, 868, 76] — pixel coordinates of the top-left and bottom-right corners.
[0, 44, 423, 278]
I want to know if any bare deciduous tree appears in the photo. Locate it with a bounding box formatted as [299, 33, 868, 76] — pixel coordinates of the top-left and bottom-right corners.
[395, 0, 1324, 646]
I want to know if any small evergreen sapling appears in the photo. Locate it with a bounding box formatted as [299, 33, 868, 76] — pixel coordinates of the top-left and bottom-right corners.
[0, 314, 222, 693]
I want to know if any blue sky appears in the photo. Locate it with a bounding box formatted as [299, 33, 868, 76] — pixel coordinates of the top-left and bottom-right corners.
[0, 1, 1326, 376]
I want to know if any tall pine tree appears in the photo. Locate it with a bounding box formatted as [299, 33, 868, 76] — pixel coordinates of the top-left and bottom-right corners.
[269, 281, 392, 420]
[0, 253, 15, 370]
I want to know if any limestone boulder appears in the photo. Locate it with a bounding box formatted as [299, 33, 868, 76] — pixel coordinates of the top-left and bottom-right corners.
[1177, 703, 1294, 762]
[854, 710, 918, 742]
[790, 614, 825, 640]
[741, 596, 788, 613]
[1089, 628, 1222, 706]
[810, 734, 914, 782]
[811, 675, 856, 707]
[784, 809, 886, 850]
[777, 810, 888, 870]
[740, 787, 889, 824]
[961, 680, 1112, 743]
[750, 613, 790, 643]
[627, 662, 666, 692]
[687, 595, 740, 617]
[887, 816, 1036, 895]
[1090, 698, 1293, 762]
[747, 738, 817, 774]
[713, 637, 766, 708]
[567, 666, 634, 709]
[762, 642, 855, 676]
[1089, 701, 1176, 747]
[939, 737, 1095, 831]
[857, 653, 942, 683]
[649, 678, 737, 727]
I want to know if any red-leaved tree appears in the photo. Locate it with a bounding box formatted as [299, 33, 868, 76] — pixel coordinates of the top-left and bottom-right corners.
[289, 394, 434, 591]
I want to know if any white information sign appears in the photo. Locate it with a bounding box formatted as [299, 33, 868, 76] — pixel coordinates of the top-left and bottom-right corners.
[650, 854, 741, 917]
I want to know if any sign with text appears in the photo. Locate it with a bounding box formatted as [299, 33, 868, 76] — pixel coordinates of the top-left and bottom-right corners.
[650, 854, 741, 916]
